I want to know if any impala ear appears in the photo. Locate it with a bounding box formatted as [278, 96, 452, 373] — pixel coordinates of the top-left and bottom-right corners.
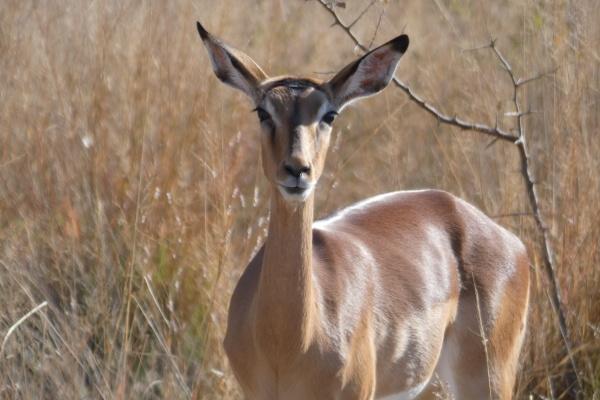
[196, 21, 268, 101]
[326, 34, 409, 109]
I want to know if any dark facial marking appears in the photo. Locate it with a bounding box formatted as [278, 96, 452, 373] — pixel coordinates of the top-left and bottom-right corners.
[291, 94, 302, 127]
[265, 78, 322, 92]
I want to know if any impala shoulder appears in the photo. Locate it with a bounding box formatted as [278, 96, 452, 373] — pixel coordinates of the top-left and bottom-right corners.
[311, 226, 377, 284]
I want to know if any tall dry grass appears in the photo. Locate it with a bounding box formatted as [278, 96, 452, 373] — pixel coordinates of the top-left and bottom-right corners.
[0, 0, 598, 399]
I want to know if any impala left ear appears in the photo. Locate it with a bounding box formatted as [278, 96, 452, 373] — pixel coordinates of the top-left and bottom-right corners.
[196, 21, 268, 102]
[326, 34, 409, 109]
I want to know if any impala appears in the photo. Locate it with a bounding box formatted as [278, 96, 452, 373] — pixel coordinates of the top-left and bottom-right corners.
[196, 21, 529, 400]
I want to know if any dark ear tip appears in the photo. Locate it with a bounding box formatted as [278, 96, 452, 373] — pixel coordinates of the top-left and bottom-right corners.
[392, 34, 409, 53]
[196, 21, 208, 40]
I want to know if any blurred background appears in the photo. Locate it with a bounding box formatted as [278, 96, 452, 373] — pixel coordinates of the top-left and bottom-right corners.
[0, 0, 598, 398]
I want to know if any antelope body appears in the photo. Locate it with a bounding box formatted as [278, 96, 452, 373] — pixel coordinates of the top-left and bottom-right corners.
[196, 21, 529, 400]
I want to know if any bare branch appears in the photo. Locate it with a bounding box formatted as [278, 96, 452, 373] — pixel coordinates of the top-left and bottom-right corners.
[347, 0, 376, 29]
[321, 0, 346, 9]
[517, 68, 558, 86]
[367, 8, 385, 50]
[485, 137, 500, 150]
[462, 41, 494, 52]
[490, 40, 516, 85]
[485, 45, 579, 392]
[318, 0, 368, 52]
[317, 0, 517, 142]
[504, 109, 535, 118]
[391, 79, 518, 141]
[463, 40, 556, 88]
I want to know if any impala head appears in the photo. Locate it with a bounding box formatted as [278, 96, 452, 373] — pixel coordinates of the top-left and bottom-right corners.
[197, 22, 409, 203]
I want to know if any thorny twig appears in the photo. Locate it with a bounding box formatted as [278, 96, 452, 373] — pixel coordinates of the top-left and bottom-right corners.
[318, 0, 518, 143]
[488, 39, 583, 395]
[316, 0, 582, 395]
[367, 8, 384, 50]
[345, 0, 376, 30]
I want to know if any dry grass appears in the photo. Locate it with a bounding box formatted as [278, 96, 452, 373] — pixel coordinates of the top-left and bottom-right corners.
[0, 1, 598, 399]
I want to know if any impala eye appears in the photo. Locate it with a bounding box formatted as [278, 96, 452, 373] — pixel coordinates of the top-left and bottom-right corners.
[254, 107, 271, 123]
[321, 111, 338, 126]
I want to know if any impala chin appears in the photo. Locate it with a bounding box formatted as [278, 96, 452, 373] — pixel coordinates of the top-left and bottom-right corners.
[278, 183, 315, 202]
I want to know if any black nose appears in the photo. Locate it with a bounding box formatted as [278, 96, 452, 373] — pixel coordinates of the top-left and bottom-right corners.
[284, 163, 311, 178]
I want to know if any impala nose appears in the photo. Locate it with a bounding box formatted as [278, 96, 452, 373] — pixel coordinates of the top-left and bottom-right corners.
[284, 162, 311, 178]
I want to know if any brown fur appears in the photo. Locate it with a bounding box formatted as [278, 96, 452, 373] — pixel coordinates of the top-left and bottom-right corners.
[197, 23, 530, 399]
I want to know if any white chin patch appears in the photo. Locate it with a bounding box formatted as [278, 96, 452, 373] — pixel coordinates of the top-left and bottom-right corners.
[277, 184, 314, 202]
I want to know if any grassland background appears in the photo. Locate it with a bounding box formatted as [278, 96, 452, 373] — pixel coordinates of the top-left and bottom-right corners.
[0, 0, 598, 399]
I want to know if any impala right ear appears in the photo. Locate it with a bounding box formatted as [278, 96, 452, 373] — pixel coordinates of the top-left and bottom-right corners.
[196, 21, 268, 101]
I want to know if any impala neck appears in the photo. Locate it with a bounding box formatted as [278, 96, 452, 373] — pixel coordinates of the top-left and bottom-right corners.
[256, 189, 316, 357]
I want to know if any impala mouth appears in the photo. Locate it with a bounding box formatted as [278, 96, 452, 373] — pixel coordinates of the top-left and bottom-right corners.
[283, 186, 306, 195]
[277, 182, 314, 201]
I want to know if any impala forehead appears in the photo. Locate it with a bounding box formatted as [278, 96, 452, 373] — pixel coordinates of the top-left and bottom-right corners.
[261, 85, 331, 126]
